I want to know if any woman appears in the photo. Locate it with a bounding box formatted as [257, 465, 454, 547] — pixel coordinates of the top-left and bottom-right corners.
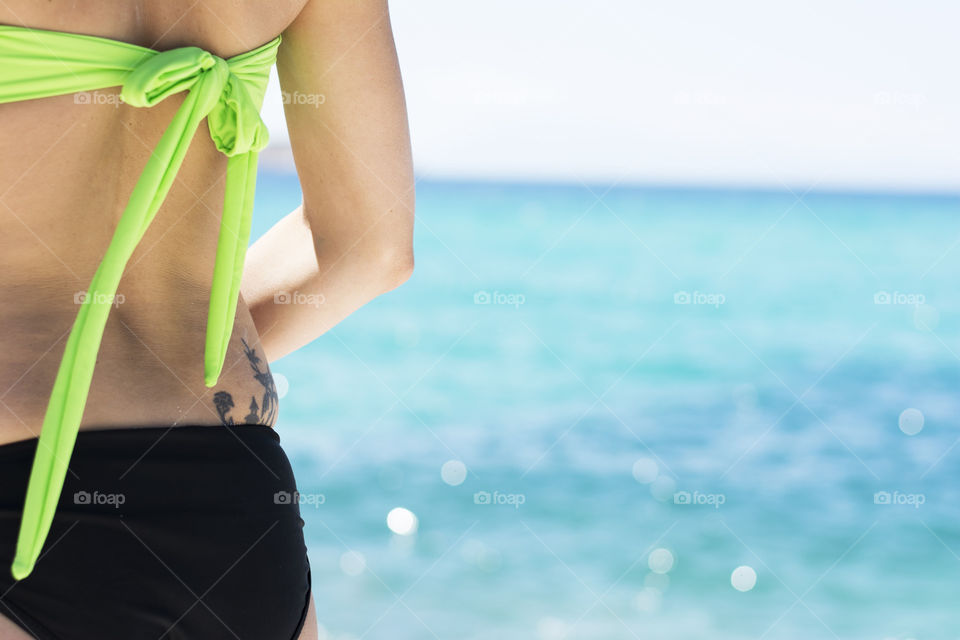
[0, 0, 414, 638]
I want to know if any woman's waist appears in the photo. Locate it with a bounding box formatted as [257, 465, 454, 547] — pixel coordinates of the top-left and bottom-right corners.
[0, 299, 280, 442]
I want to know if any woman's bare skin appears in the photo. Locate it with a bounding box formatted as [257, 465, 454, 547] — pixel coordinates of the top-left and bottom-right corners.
[0, 0, 414, 637]
[0, 0, 313, 441]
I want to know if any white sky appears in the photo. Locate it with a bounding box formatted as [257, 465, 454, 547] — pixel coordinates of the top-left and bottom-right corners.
[260, 0, 960, 192]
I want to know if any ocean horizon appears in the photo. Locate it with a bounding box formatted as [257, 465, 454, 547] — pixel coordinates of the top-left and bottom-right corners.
[255, 169, 960, 639]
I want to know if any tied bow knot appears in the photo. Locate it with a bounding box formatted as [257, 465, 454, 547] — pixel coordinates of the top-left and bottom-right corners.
[120, 46, 269, 156]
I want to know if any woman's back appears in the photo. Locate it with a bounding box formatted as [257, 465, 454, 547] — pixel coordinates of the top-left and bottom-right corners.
[0, 0, 309, 444]
[0, 3, 411, 635]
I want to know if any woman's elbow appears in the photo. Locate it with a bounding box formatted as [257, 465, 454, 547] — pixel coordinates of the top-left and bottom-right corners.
[377, 244, 414, 292]
[373, 195, 415, 292]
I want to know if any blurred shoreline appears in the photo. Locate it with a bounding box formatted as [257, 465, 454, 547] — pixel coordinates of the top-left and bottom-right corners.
[257, 144, 960, 200]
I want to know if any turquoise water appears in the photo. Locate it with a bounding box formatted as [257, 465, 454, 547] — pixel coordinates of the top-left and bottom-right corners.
[254, 172, 960, 640]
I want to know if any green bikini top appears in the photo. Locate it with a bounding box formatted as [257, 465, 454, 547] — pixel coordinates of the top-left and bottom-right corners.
[0, 24, 282, 580]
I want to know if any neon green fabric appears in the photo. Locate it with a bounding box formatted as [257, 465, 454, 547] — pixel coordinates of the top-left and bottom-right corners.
[0, 25, 281, 580]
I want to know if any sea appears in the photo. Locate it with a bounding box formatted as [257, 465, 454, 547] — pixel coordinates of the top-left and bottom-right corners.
[253, 169, 960, 640]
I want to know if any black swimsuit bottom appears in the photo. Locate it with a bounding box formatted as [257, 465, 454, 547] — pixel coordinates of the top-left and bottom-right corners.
[0, 424, 311, 640]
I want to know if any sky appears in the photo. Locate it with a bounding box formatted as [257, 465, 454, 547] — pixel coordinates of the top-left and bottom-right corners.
[259, 0, 959, 193]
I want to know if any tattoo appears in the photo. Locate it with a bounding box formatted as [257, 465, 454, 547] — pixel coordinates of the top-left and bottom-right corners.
[213, 391, 235, 425]
[212, 338, 279, 426]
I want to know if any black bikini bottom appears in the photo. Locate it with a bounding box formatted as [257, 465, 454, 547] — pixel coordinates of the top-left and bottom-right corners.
[0, 424, 311, 640]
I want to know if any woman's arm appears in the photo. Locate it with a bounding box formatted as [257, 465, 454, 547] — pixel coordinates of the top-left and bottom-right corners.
[242, 0, 415, 363]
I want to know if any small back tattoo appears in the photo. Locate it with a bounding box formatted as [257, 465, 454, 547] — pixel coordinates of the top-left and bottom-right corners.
[212, 338, 279, 426]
